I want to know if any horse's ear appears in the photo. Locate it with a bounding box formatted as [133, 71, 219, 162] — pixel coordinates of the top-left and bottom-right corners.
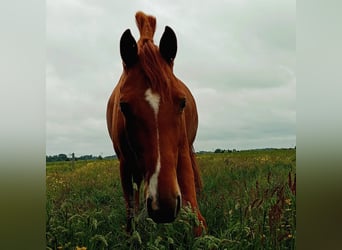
[120, 29, 138, 68]
[159, 26, 177, 64]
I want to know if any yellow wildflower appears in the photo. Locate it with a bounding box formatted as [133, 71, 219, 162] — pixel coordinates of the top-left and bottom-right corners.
[285, 199, 292, 205]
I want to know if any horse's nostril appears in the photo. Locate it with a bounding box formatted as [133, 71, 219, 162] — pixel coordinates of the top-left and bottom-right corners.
[147, 196, 159, 211]
[147, 197, 152, 211]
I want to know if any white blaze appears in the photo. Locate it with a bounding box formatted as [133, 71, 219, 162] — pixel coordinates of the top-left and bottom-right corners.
[144, 88, 161, 206]
[145, 88, 160, 115]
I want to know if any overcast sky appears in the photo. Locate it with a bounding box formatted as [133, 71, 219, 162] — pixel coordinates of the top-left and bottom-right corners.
[46, 0, 295, 157]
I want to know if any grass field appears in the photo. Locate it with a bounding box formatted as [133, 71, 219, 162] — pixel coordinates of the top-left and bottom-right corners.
[46, 149, 296, 249]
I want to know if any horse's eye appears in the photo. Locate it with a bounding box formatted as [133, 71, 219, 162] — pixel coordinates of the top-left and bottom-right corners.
[119, 102, 130, 116]
[180, 98, 186, 111]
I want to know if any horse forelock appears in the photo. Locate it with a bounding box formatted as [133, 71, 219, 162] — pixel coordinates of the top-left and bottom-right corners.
[133, 11, 173, 101]
[135, 11, 156, 43]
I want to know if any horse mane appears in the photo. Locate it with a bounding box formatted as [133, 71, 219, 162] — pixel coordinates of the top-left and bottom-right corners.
[135, 11, 173, 101]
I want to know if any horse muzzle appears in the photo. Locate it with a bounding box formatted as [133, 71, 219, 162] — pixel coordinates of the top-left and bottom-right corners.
[147, 194, 181, 223]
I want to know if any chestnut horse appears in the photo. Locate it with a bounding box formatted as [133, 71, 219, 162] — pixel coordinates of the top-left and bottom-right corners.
[106, 12, 206, 235]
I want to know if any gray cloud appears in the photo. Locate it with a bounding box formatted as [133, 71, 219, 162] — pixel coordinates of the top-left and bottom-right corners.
[47, 0, 295, 156]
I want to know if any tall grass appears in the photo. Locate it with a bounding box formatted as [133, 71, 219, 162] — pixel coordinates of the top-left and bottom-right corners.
[46, 149, 296, 249]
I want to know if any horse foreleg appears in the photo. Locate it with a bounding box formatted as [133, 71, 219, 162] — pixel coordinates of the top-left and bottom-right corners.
[132, 175, 143, 215]
[177, 153, 207, 236]
[120, 162, 135, 233]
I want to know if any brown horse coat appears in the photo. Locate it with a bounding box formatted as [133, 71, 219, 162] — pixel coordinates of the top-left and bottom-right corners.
[106, 11, 206, 235]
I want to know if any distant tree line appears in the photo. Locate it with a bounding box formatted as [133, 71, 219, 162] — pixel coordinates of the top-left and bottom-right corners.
[200, 147, 295, 154]
[46, 153, 117, 162]
[196, 149, 239, 154]
[214, 148, 238, 153]
[47, 147, 295, 162]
